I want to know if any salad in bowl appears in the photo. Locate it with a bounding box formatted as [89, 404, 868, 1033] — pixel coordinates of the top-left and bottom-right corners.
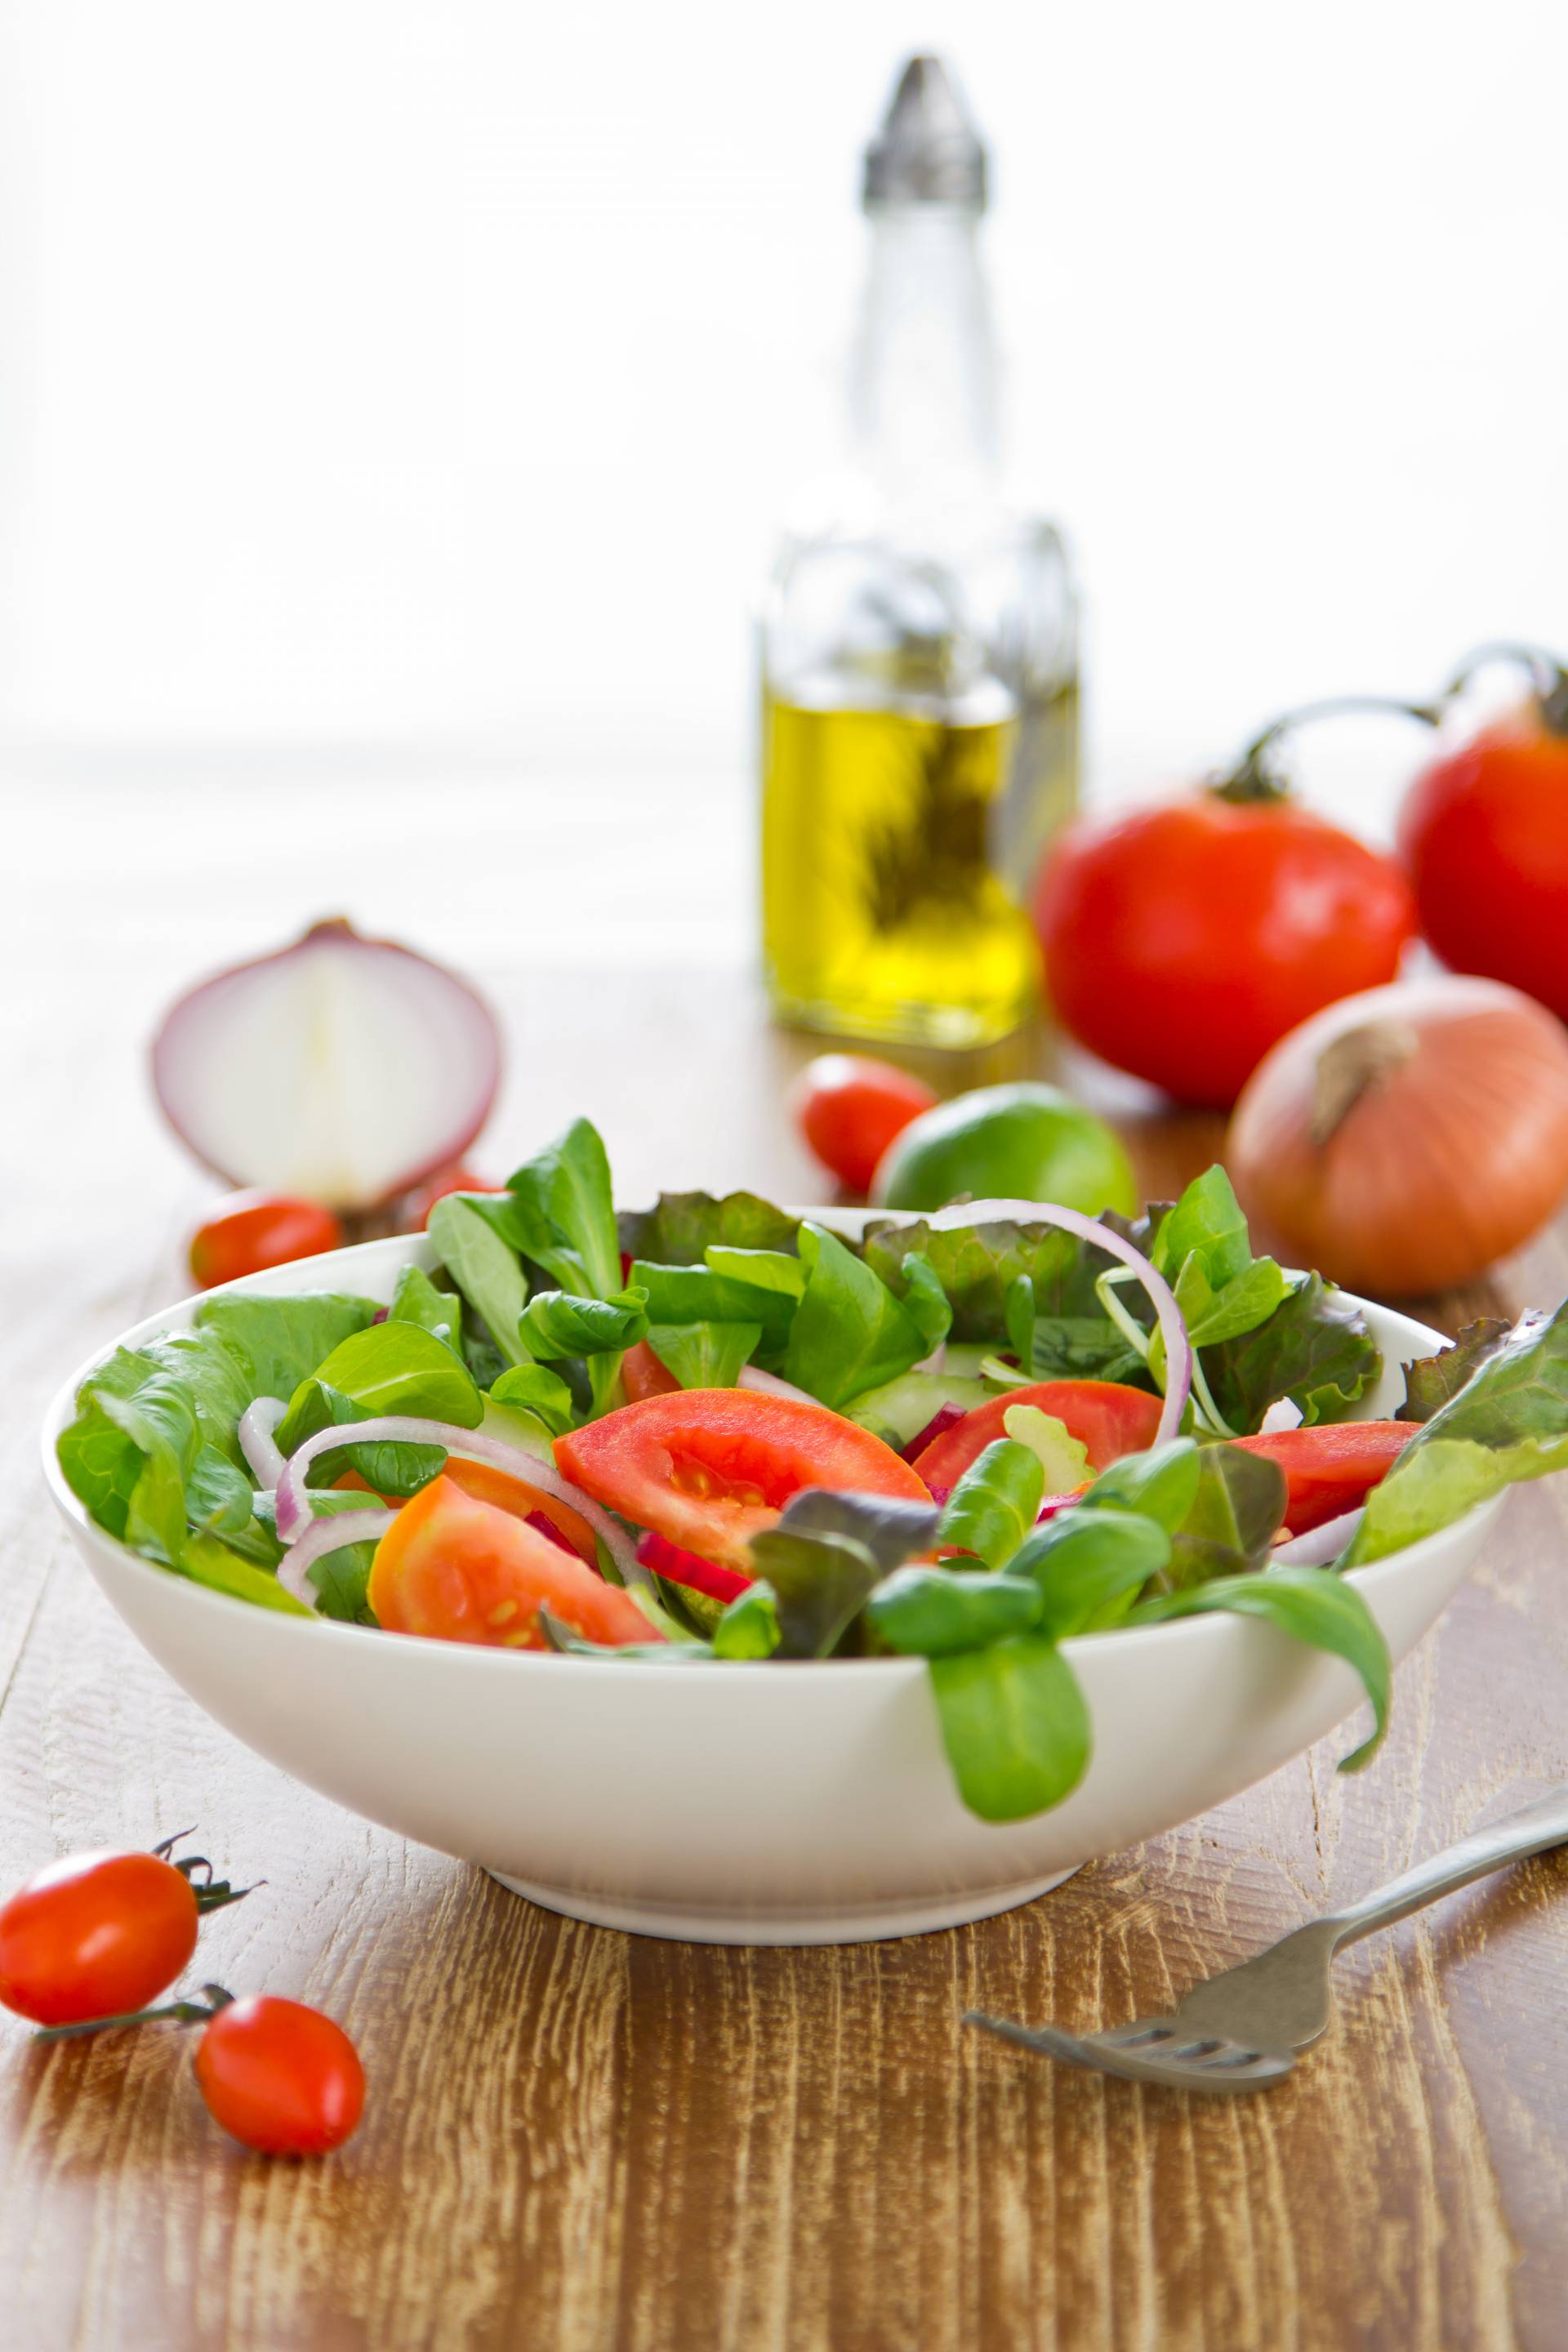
[51, 1117, 1568, 1858]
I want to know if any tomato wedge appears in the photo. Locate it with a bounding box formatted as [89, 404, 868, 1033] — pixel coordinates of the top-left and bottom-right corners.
[367, 1473, 652, 1649]
[554, 1388, 929, 1573]
[620, 1339, 680, 1403]
[1232, 1422, 1414, 1534]
[336, 1457, 599, 1563]
[910, 1380, 1165, 1494]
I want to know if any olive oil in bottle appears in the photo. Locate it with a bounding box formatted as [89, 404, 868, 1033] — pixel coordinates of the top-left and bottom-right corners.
[760, 56, 1079, 1049]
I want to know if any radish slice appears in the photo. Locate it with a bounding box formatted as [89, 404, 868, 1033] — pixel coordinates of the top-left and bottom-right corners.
[635, 1530, 751, 1605]
[924, 1199, 1192, 1447]
[277, 1507, 398, 1609]
[272, 1414, 648, 1588]
[151, 918, 501, 1209]
[238, 1397, 287, 1488]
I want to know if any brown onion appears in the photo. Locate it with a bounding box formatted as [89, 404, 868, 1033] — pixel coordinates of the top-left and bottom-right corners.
[1225, 976, 1568, 1296]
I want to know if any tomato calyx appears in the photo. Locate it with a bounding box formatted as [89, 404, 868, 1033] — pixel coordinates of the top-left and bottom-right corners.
[149, 1830, 259, 1917]
[33, 1980, 235, 2045]
[1441, 640, 1568, 738]
[1212, 693, 1441, 805]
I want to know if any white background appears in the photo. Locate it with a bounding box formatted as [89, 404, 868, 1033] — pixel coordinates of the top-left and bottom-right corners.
[2, 0, 1566, 978]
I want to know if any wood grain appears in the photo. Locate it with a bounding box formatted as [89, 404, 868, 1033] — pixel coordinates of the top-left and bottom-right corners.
[4, 960, 1566, 2352]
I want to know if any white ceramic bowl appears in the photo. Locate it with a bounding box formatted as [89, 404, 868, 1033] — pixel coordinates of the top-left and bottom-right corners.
[41, 1227, 1501, 1945]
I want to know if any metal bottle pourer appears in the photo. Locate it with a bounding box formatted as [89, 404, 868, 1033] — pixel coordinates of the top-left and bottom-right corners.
[862, 54, 989, 211]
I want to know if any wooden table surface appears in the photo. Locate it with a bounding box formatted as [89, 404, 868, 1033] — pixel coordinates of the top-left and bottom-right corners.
[5, 950, 1567, 2352]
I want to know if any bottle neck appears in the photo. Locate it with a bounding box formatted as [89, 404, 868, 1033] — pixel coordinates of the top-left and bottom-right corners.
[848, 203, 1001, 510]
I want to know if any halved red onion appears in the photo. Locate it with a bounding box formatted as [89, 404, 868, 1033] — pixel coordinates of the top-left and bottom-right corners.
[238, 1397, 287, 1488]
[738, 1365, 816, 1404]
[152, 918, 501, 1210]
[277, 1507, 399, 1609]
[272, 1414, 646, 1588]
[1272, 1508, 1365, 1566]
[924, 1198, 1192, 1447]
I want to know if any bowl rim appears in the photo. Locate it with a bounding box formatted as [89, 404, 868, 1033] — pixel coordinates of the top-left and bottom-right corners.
[39, 1223, 1503, 1686]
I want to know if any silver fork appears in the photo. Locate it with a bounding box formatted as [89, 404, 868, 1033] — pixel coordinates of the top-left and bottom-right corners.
[967, 1782, 1568, 2093]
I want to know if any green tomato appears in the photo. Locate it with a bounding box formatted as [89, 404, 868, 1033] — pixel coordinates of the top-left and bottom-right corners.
[869, 1082, 1137, 1219]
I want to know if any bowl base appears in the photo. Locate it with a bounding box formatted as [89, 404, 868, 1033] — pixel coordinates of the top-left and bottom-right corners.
[483, 1866, 1082, 1945]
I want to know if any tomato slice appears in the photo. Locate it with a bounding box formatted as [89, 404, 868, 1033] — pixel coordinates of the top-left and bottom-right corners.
[335, 1457, 598, 1563]
[367, 1473, 652, 1649]
[621, 1339, 681, 1403]
[911, 1380, 1165, 1494]
[554, 1388, 929, 1573]
[1232, 1422, 1414, 1534]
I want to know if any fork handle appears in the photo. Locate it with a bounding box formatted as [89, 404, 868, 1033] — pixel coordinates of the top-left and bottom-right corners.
[1325, 1782, 1568, 1948]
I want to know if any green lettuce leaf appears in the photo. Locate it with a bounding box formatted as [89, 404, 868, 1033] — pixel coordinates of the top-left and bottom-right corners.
[1201, 1273, 1381, 1433]
[1349, 1302, 1568, 1564]
[618, 1190, 801, 1266]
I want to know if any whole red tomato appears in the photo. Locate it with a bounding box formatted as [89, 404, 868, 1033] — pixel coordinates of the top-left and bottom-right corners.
[1034, 778, 1416, 1107]
[189, 1194, 343, 1288]
[1400, 689, 1568, 1022]
[790, 1056, 938, 1193]
[194, 1994, 365, 2156]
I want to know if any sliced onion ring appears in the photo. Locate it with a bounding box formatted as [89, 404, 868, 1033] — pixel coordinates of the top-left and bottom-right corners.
[277, 1507, 399, 1610]
[923, 1197, 1192, 1447]
[1272, 1507, 1365, 1566]
[737, 1365, 816, 1404]
[273, 1415, 648, 1588]
[238, 1396, 287, 1489]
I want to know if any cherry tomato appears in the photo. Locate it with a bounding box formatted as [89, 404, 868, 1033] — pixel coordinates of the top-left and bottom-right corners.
[790, 1056, 939, 1194]
[620, 1339, 681, 1403]
[0, 1850, 202, 2027]
[401, 1165, 503, 1233]
[911, 1381, 1165, 1495]
[1233, 1422, 1414, 1533]
[1400, 705, 1568, 1022]
[1033, 791, 1415, 1107]
[555, 1389, 929, 1573]
[367, 1473, 651, 1648]
[189, 1194, 344, 1288]
[194, 1995, 365, 2157]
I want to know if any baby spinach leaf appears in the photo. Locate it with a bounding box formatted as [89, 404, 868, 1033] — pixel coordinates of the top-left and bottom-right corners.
[938, 1438, 1045, 1570]
[928, 1636, 1092, 1822]
[487, 1362, 577, 1435]
[427, 1193, 532, 1370]
[1349, 1300, 1568, 1564]
[1396, 1317, 1518, 1423]
[866, 1565, 1041, 1656]
[645, 1321, 761, 1392]
[388, 1263, 461, 1351]
[506, 1117, 622, 1301]
[783, 1223, 930, 1409]
[1008, 1508, 1171, 1637]
[630, 1260, 797, 1346]
[713, 1580, 782, 1659]
[1128, 1566, 1391, 1770]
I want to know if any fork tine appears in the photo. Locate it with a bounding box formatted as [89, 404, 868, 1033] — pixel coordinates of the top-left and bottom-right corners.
[965, 2011, 1296, 2093]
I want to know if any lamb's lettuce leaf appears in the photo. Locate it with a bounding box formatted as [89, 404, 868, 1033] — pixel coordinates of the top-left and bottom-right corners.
[645, 1321, 760, 1392]
[938, 1438, 1045, 1570]
[426, 1193, 532, 1370]
[506, 1117, 622, 1300]
[387, 1263, 461, 1351]
[273, 1320, 481, 1498]
[928, 1637, 1092, 1822]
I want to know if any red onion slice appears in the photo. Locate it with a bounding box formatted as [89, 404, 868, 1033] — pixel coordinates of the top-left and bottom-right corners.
[924, 1197, 1192, 1448]
[273, 1414, 646, 1588]
[738, 1365, 816, 1404]
[277, 1507, 399, 1610]
[635, 1530, 751, 1605]
[238, 1397, 287, 1489]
